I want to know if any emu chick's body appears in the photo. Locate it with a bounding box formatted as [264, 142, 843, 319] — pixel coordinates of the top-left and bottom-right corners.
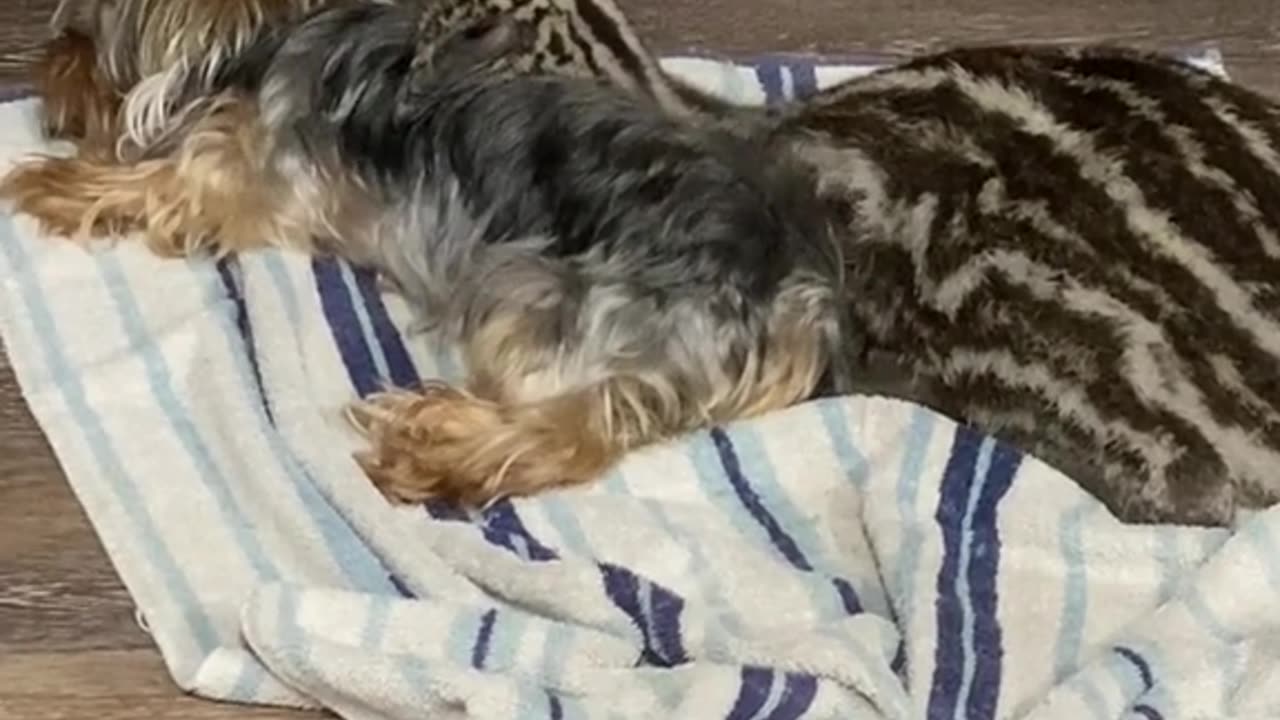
[763, 46, 1280, 526]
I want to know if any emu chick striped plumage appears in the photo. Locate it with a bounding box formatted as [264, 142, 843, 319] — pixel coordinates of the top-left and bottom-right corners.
[771, 46, 1280, 525]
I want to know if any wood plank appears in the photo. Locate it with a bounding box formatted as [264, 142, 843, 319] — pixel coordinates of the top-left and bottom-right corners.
[0, 0, 50, 87]
[620, 0, 1280, 97]
[0, 650, 324, 719]
[0, 334, 146, 654]
[2, 0, 1280, 95]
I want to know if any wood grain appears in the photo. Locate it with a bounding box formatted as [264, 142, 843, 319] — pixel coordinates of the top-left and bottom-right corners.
[0, 0, 46, 83]
[623, 0, 1280, 97]
[2, 0, 1280, 716]
[0, 651, 320, 720]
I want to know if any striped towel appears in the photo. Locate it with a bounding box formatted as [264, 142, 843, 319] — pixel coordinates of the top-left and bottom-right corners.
[4, 49, 1279, 720]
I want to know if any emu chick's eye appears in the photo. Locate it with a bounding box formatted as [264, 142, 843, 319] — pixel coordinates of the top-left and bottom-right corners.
[462, 18, 497, 39]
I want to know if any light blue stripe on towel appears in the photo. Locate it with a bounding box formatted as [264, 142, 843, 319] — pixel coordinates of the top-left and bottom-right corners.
[0, 219, 220, 666]
[190, 257, 399, 594]
[96, 252, 281, 582]
[1053, 500, 1094, 681]
[892, 406, 937, 624]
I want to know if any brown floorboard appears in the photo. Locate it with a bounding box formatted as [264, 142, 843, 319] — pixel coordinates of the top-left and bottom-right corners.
[2, 0, 1278, 716]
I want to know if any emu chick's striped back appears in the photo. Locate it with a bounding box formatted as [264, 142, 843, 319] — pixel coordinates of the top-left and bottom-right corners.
[773, 45, 1280, 526]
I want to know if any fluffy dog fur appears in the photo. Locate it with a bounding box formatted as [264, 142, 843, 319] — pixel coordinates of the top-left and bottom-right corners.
[4, 2, 849, 504]
[34, 28, 120, 156]
[39, 0, 327, 158]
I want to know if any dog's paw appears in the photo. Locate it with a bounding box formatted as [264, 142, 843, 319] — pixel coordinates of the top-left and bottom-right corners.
[346, 382, 521, 506]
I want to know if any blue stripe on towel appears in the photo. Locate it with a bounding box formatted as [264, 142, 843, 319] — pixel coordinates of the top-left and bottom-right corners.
[216, 258, 272, 421]
[832, 578, 862, 614]
[754, 61, 786, 104]
[315, 257, 452, 393]
[313, 258, 382, 397]
[789, 63, 819, 99]
[482, 500, 559, 562]
[617, 491, 746, 650]
[600, 562, 688, 666]
[926, 427, 1019, 720]
[710, 424, 863, 614]
[769, 673, 819, 720]
[727, 667, 775, 720]
[471, 608, 497, 669]
[360, 594, 394, 649]
[1132, 704, 1164, 720]
[709, 428, 810, 569]
[349, 265, 420, 389]
[726, 668, 818, 720]
[1113, 646, 1155, 693]
[337, 261, 392, 382]
[0, 218, 220, 661]
[388, 573, 416, 598]
[703, 427, 862, 616]
[965, 439, 1019, 719]
[261, 252, 314, 364]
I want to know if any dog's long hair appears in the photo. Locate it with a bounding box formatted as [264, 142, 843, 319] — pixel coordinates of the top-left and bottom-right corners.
[3, 2, 848, 504]
[37, 0, 327, 158]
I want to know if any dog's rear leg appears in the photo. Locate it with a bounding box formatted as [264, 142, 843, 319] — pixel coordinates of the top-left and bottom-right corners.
[347, 265, 835, 506]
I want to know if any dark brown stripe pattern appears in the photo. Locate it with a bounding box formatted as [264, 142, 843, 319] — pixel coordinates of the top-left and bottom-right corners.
[774, 45, 1280, 525]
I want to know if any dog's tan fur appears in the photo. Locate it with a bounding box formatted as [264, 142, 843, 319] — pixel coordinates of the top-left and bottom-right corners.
[349, 282, 830, 504]
[0, 95, 380, 258]
[34, 29, 121, 155]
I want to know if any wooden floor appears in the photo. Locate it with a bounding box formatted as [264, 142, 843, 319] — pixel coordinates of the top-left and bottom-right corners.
[2, 1, 1279, 717]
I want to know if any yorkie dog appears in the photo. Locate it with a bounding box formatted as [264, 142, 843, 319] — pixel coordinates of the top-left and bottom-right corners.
[2, 2, 850, 505]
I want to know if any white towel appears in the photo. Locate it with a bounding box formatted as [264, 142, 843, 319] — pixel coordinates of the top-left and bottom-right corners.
[4, 49, 1278, 720]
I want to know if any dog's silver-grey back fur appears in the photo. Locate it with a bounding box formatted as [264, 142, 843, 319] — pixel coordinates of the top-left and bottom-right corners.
[219, 2, 848, 429]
